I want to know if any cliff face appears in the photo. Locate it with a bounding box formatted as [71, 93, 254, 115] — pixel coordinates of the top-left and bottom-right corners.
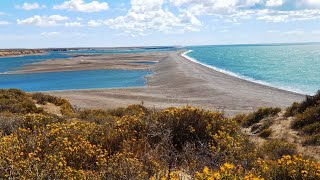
[0, 49, 45, 57]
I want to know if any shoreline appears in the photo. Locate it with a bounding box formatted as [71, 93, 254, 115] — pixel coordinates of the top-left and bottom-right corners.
[46, 50, 304, 115]
[181, 50, 305, 96]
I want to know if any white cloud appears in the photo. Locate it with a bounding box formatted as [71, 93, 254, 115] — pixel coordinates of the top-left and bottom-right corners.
[17, 15, 69, 27]
[169, 0, 320, 23]
[16, 3, 46, 10]
[65, 22, 82, 27]
[41, 32, 60, 36]
[170, 0, 262, 15]
[88, 20, 106, 27]
[257, 9, 320, 22]
[0, 21, 9, 25]
[54, 0, 109, 13]
[266, 0, 284, 7]
[105, 0, 201, 36]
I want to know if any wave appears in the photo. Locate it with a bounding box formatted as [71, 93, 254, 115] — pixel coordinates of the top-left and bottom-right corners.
[181, 50, 306, 95]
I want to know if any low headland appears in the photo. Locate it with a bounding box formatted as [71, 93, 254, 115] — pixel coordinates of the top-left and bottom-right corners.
[0, 49, 45, 57]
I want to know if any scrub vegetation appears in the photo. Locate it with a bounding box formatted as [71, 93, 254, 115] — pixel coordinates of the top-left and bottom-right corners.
[0, 89, 319, 179]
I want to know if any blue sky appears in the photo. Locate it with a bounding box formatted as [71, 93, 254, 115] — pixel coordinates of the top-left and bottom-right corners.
[0, 0, 320, 48]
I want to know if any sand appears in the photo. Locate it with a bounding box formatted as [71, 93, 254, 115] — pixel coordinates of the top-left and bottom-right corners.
[9, 52, 167, 74]
[27, 50, 305, 116]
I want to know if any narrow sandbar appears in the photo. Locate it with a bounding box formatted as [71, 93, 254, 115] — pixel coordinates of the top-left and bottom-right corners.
[44, 50, 304, 115]
[8, 52, 168, 74]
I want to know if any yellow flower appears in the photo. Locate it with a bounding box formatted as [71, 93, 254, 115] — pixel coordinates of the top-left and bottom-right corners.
[301, 170, 308, 176]
[224, 163, 235, 170]
[203, 166, 210, 175]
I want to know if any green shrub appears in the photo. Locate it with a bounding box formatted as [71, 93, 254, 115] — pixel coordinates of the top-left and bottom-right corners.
[232, 114, 246, 124]
[32, 93, 75, 117]
[301, 122, 320, 135]
[60, 101, 75, 117]
[0, 112, 22, 135]
[155, 107, 227, 151]
[261, 140, 297, 160]
[285, 91, 320, 117]
[284, 102, 300, 117]
[303, 134, 320, 146]
[32, 93, 63, 105]
[0, 89, 42, 114]
[241, 107, 281, 128]
[292, 105, 320, 130]
[78, 109, 113, 124]
[258, 128, 272, 138]
[108, 104, 149, 117]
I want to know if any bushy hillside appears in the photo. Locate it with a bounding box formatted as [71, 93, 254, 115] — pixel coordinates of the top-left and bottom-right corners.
[0, 89, 319, 179]
[287, 91, 320, 146]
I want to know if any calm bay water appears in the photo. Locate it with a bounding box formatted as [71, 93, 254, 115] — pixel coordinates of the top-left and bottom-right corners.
[0, 70, 150, 92]
[186, 44, 320, 95]
[0, 52, 70, 73]
[0, 49, 159, 92]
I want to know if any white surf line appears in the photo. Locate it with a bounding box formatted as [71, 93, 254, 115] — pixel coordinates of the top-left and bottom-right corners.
[181, 50, 306, 95]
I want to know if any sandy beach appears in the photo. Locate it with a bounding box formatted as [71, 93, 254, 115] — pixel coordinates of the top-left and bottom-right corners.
[18, 50, 301, 115]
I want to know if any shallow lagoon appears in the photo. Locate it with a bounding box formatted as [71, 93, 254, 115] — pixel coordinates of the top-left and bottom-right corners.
[0, 49, 158, 91]
[0, 70, 150, 92]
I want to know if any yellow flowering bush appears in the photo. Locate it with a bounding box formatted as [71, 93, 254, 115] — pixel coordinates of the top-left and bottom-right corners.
[255, 155, 320, 179]
[195, 163, 263, 180]
[0, 89, 319, 179]
[196, 155, 320, 180]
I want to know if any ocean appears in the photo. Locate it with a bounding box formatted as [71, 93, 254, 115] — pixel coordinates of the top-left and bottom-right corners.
[185, 43, 320, 95]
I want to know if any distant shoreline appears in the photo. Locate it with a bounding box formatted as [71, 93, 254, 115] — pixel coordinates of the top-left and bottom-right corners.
[0, 51, 46, 58]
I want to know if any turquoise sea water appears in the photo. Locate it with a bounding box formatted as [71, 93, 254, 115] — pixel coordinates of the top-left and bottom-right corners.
[185, 44, 320, 95]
